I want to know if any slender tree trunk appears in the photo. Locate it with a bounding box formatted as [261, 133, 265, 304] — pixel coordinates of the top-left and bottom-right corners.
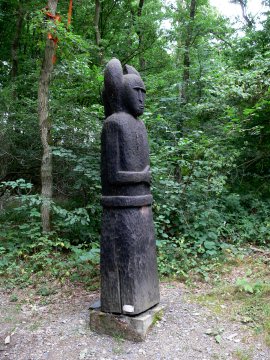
[231, 0, 253, 28]
[137, 0, 145, 70]
[181, 0, 196, 103]
[129, 0, 145, 69]
[94, 0, 101, 46]
[239, 1, 253, 28]
[11, 2, 23, 79]
[94, 0, 103, 64]
[38, 0, 58, 233]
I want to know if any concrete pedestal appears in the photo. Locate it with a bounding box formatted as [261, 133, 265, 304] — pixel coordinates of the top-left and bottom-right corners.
[89, 302, 164, 342]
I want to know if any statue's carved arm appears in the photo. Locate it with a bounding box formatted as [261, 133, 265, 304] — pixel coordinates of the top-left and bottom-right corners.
[106, 123, 151, 185]
[116, 165, 151, 184]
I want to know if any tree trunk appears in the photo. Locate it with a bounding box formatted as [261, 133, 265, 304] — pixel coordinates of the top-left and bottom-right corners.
[239, 1, 253, 28]
[129, 0, 145, 70]
[137, 0, 145, 70]
[94, 0, 103, 64]
[38, 0, 58, 233]
[11, 1, 23, 79]
[230, 0, 253, 28]
[181, 0, 196, 103]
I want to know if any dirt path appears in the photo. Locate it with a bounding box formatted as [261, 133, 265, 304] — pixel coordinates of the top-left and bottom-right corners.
[0, 282, 269, 360]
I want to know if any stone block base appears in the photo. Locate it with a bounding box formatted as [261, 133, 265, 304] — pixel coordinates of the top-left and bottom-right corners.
[89, 303, 164, 342]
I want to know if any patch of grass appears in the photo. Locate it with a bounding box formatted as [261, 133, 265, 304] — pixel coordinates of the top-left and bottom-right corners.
[265, 333, 270, 347]
[112, 335, 125, 354]
[234, 349, 252, 360]
[188, 254, 270, 346]
[86, 281, 99, 291]
[3, 315, 16, 323]
[36, 286, 57, 297]
[28, 320, 43, 332]
[235, 281, 270, 337]
[1, 304, 21, 324]
[10, 294, 18, 302]
[113, 334, 125, 343]
[187, 288, 230, 316]
[152, 310, 163, 325]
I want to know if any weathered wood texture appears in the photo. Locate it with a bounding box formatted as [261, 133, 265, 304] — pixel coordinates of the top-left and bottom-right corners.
[101, 205, 159, 315]
[100, 59, 160, 315]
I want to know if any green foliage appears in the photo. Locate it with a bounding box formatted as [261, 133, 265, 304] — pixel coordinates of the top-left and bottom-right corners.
[0, 180, 100, 286]
[151, 130, 237, 275]
[235, 278, 265, 294]
[191, 256, 270, 349]
[0, 0, 270, 284]
[0, 217, 100, 287]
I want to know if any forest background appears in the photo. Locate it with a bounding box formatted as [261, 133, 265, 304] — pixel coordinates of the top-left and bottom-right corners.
[0, 0, 270, 287]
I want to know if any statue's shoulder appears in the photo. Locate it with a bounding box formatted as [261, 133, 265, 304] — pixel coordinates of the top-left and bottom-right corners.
[104, 112, 134, 129]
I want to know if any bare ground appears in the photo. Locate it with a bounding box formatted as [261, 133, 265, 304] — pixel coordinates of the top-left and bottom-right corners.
[0, 280, 269, 360]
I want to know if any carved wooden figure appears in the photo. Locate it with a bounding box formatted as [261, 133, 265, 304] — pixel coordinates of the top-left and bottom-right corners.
[100, 58, 160, 315]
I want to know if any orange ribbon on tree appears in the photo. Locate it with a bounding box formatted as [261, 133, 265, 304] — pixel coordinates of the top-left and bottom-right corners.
[45, 11, 61, 22]
[44, 8, 61, 64]
[67, 0, 73, 27]
[43, 1, 73, 64]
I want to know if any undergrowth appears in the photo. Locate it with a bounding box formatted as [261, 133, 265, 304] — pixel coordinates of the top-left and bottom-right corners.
[0, 222, 100, 290]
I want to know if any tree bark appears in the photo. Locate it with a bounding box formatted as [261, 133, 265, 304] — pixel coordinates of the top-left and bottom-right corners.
[94, 0, 103, 64]
[181, 0, 196, 103]
[230, 0, 253, 28]
[239, 1, 253, 28]
[38, 0, 58, 233]
[137, 0, 145, 70]
[129, 0, 145, 70]
[11, 1, 23, 79]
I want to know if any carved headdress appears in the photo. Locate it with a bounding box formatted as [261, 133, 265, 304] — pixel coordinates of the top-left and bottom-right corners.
[103, 58, 145, 117]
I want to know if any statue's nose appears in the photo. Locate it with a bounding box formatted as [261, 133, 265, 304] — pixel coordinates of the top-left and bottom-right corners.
[138, 90, 143, 103]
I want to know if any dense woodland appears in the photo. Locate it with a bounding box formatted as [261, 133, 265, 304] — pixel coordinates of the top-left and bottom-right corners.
[0, 0, 270, 285]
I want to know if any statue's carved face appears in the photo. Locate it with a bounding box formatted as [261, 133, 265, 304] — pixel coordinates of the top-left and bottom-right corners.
[123, 75, 146, 117]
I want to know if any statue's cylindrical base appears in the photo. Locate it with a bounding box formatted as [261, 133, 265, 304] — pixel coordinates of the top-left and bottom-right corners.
[100, 204, 160, 315]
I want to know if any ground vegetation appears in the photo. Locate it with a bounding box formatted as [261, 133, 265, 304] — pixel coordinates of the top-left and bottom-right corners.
[0, 0, 269, 295]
